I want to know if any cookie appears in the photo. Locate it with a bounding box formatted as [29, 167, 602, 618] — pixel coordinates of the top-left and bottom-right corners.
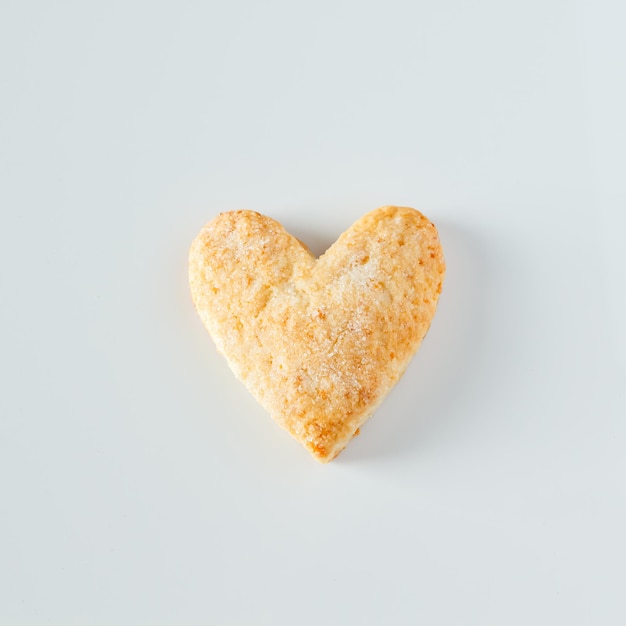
[189, 206, 445, 462]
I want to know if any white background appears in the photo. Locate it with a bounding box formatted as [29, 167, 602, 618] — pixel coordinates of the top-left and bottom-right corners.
[1, 1, 625, 624]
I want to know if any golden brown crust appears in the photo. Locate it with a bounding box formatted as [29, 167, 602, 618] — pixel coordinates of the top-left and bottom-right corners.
[189, 206, 445, 462]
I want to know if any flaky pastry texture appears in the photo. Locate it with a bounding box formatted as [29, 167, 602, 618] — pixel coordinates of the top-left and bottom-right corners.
[189, 206, 445, 462]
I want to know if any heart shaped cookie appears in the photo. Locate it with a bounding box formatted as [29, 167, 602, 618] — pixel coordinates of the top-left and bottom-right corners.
[189, 206, 445, 462]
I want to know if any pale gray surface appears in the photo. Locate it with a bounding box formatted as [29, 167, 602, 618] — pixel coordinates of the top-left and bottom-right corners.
[1, 1, 625, 624]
